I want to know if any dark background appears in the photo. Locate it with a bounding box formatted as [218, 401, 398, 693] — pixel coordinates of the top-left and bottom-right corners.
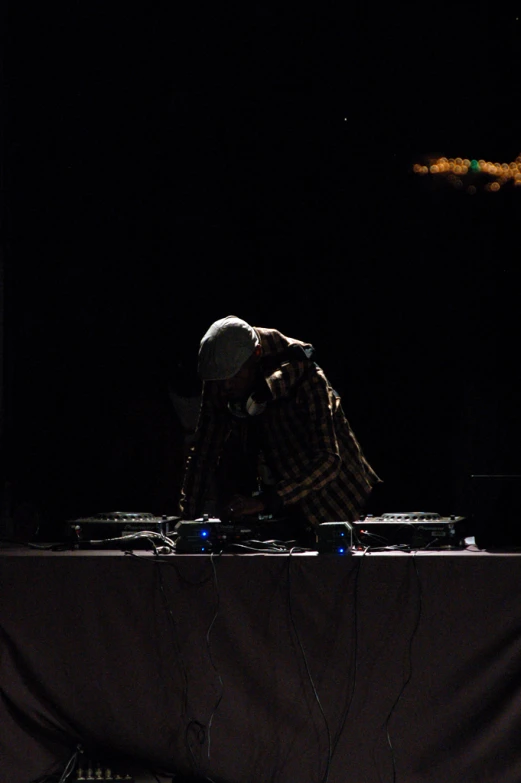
[2, 2, 521, 532]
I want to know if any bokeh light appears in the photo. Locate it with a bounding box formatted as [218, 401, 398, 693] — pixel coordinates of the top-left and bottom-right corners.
[413, 151, 521, 193]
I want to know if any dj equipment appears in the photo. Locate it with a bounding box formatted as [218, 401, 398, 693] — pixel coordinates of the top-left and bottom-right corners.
[174, 516, 260, 553]
[352, 512, 467, 549]
[173, 515, 306, 552]
[174, 517, 223, 553]
[65, 512, 180, 548]
[316, 521, 354, 554]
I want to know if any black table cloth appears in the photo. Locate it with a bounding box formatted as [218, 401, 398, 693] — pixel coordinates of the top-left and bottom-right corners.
[1, 548, 521, 783]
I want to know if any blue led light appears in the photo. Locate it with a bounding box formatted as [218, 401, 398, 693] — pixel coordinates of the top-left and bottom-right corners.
[201, 530, 208, 537]
[338, 548, 345, 554]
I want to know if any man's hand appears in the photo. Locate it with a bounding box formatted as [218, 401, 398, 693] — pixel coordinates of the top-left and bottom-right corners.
[225, 495, 266, 519]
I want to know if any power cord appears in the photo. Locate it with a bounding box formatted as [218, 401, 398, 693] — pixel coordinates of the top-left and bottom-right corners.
[125, 549, 223, 587]
[31, 744, 84, 783]
[223, 538, 311, 553]
[331, 551, 364, 758]
[162, 551, 221, 783]
[58, 746, 83, 783]
[383, 552, 423, 783]
[205, 553, 223, 764]
[125, 550, 220, 783]
[88, 531, 177, 552]
[287, 549, 332, 783]
[153, 556, 191, 720]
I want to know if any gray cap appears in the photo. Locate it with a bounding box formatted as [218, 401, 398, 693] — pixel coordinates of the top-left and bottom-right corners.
[198, 316, 260, 380]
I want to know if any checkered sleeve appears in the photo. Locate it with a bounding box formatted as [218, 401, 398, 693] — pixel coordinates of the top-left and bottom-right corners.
[275, 373, 342, 506]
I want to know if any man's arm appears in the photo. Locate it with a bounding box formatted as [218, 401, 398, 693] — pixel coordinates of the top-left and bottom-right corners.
[275, 373, 342, 507]
[179, 383, 225, 518]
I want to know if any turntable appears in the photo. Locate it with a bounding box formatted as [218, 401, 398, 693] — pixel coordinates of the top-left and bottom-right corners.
[351, 512, 467, 549]
[65, 512, 180, 547]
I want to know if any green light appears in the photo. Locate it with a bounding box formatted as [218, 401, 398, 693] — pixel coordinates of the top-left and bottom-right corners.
[470, 159, 480, 172]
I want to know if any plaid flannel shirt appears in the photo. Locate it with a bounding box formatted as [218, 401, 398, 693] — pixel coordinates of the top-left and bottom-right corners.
[180, 327, 381, 526]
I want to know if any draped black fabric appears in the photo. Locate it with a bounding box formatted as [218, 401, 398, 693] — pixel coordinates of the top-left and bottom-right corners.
[1, 548, 521, 783]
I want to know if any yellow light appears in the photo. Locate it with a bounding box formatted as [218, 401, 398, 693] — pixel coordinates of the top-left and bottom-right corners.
[413, 152, 521, 188]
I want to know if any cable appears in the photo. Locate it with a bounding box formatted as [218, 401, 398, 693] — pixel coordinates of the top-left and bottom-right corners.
[223, 541, 288, 553]
[153, 556, 191, 720]
[354, 531, 392, 547]
[205, 553, 223, 761]
[124, 549, 221, 781]
[383, 553, 423, 783]
[151, 547, 220, 783]
[331, 550, 365, 758]
[37, 530, 178, 554]
[420, 536, 444, 551]
[57, 747, 78, 783]
[89, 530, 177, 551]
[125, 549, 223, 587]
[287, 549, 332, 783]
[31, 744, 84, 783]
[182, 554, 221, 783]
[363, 544, 411, 553]
[185, 720, 207, 775]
